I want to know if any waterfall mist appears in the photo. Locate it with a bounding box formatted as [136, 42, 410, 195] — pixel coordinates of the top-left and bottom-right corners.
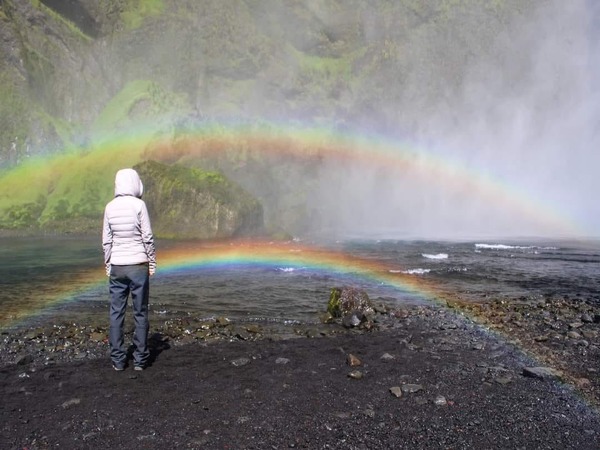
[300, 0, 599, 240]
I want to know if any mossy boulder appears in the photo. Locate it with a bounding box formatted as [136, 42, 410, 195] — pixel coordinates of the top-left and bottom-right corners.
[134, 160, 263, 239]
[327, 287, 374, 318]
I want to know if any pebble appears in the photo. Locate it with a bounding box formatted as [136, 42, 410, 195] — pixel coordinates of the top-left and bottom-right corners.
[61, 398, 81, 409]
[433, 395, 447, 406]
[389, 386, 402, 398]
[347, 354, 362, 367]
[89, 332, 105, 342]
[380, 353, 395, 361]
[275, 357, 290, 365]
[245, 324, 261, 334]
[231, 357, 250, 367]
[348, 370, 363, 380]
[401, 384, 423, 394]
[494, 376, 512, 385]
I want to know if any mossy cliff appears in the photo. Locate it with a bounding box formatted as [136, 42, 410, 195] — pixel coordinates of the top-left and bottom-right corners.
[0, 0, 543, 162]
[134, 160, 263, 240]
[0, 0, 555, 237]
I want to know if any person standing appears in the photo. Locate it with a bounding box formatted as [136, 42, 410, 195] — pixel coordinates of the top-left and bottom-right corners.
[102, 168, 156, 371]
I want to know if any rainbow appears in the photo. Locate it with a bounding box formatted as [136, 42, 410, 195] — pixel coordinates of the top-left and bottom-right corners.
[159, 239, 441, 298]
[0, 239, 446, 329]
[140, 122, 583, 237]
[0, 121, 586, 237]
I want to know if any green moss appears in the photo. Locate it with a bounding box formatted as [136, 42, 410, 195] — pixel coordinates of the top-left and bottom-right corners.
[37, 111, 81, 151]
[93, 79, 153, 132]
[0, 195, 46, 229]
[291, 45, 360, 81]
[92, 79, 190, 138]
[327, 288, 342, 317]
[0, 138, 147, 231]
[121, 0, 165, 30]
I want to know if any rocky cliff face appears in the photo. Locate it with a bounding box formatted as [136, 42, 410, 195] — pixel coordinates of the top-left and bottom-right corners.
[0, 0, 541, 166]
[134, 160, 263, 239]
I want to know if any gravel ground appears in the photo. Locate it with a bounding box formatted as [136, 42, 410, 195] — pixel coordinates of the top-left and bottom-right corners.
[2, 302, 600, 449]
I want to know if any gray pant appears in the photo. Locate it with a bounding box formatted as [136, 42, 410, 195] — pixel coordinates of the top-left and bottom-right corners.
[109, 263, 150, 368]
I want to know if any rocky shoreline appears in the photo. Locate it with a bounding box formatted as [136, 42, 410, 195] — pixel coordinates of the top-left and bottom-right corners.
[3, 294, 600, 406]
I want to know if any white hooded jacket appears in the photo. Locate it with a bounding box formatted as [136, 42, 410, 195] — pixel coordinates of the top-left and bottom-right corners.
[102, 168, 156, 273]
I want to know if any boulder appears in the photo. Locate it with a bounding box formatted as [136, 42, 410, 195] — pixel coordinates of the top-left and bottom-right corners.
[327, 287, 375, 329]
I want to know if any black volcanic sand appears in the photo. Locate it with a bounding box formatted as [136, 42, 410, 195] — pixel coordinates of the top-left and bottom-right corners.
[2, 301, 600, 449]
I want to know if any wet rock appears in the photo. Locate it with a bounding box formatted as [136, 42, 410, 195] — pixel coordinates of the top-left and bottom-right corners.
[347, 354, 362, 367]
[319, 312, 335, 324]
[522, 366, 564, 381]
[244, 325, 260, 334]
[341, 312, 362, 328]
[327, 287, 374, 318]
[194, 330, 211, 339]
[304, 329, 320, 338]
[235, 329, 251, 341]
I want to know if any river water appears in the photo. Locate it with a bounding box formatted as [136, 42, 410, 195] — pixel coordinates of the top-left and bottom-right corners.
[1, 235, 599, 331]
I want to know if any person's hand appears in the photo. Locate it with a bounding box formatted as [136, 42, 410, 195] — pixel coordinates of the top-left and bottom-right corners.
[105, 264, 111, 277]
[149, 267, 156, 276]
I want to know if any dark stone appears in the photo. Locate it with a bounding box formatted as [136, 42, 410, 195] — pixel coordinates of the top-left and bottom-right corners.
[15, 354, 34, 366]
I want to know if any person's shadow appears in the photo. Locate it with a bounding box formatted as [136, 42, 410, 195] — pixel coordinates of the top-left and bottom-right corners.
[126, 332, 170, 368]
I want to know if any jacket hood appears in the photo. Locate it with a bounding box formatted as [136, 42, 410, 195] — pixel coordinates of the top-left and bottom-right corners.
[114, 168, 144, 198]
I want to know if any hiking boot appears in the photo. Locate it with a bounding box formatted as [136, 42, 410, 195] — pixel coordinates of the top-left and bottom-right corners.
[113, 364, 125, 371]
[134, 365, 145, 371]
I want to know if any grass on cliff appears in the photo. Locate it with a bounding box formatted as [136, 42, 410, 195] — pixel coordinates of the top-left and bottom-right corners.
[92, 79, 191, 140]
[0, 142, 142, 229]
[121, 0, 165, 30]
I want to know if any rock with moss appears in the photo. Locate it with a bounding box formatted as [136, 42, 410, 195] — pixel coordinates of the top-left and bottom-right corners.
[134, 160, 263, 239]
[327, 287, 373, 317]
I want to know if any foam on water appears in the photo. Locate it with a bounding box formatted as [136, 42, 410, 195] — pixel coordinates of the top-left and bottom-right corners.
[422, 253, 449, 260]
